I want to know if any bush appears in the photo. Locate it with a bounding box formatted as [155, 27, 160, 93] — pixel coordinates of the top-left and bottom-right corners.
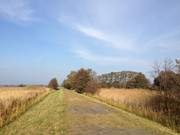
[74, 68, 91, 93]
[126, 73, 149, 89]
[85, 80, 99, 94]
[48, 78, 59, 90]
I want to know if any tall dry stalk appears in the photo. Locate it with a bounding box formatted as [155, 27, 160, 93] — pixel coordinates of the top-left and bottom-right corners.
[0, 86, 49, 127]
[95, 88, 180, 132]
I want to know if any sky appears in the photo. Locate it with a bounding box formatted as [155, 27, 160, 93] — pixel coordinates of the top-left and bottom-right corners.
[0, 0, 180, 84]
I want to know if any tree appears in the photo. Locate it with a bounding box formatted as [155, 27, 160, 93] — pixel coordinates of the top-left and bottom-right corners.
[154, 71, 180, 91]
[151, 61, 161, 79]
[74, 68, 91, 93]
[48, 78, 59, 90]
[163, 58, 175, 72]
[151, 58, 179, 91]
[62, 71, 77, 89]
[63, 68, 98, 93]
[126, 73, 150, 89]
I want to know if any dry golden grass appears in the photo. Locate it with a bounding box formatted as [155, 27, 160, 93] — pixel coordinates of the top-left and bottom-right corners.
[97, 88, 158, 105]
[94, 88, 180, 132]
[0, 86, 49, 127]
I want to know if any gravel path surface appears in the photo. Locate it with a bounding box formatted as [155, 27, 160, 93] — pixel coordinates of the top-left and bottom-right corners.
[64, 90, 176, 135]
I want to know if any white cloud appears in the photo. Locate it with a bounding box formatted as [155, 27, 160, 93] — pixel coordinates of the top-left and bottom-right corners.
[76, 25, 106, 41]
[75, 24, 135, 50]
[0, 0, 34, 22]
[73, 47, 148, 66]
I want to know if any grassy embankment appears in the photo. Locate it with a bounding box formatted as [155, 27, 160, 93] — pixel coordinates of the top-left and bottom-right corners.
[0, 86, 49, 128]
[0, 89, 66, 135]
[89, 88, 180, 132]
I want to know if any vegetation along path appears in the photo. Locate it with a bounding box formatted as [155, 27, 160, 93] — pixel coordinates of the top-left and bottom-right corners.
[0, 90, 66, 135]
[0, 89, 179, 135]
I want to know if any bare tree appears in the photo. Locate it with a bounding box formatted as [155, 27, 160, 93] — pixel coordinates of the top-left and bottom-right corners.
[152, 59, 176, 90]
[163, 58, 175, 72]
[151, 61, 161, 79]
[162, 58, 175, 91]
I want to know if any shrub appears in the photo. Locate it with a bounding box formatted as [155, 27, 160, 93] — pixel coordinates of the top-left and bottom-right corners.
[48, 78, 59, 90]
[85, 80, 99, 94]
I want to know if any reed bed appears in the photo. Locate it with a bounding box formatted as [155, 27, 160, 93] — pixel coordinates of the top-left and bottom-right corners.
[94, 88, 180, 132]
[0, 86, 49, 127]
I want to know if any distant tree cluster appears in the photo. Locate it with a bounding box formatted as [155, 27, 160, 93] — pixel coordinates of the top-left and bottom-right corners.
[98, 71, 150, 89]
[18, 84, 26, 87]
[126, 73, 150, 89]
[63, 68, 99, 94]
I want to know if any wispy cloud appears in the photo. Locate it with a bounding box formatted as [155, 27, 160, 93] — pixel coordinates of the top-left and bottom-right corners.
[0, 0, 34, 23]
[73, 47, 148, 66]
[58, 16, 137, 51]
[57, 0, 180, 55]
[76, 25, 106, 41]
[74, 24, 135, 50]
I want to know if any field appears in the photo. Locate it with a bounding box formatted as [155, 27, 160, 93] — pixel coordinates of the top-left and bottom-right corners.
[0, 86, 49, 128]
[0, 87, 179, 135]
[0, 89, 178, 135]
[93, 88, 180, 132]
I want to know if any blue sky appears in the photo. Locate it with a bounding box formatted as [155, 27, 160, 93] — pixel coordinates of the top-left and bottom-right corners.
[0, 0, 180, 84]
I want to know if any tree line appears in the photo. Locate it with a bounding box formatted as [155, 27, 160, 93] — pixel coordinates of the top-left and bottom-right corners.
[62, 58, 180, 94]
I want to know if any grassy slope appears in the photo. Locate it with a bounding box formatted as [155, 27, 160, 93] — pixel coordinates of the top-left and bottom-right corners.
[0, 90, 66, 135]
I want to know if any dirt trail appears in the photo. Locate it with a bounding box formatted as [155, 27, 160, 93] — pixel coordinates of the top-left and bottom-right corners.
[64, 90, 176, 135]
